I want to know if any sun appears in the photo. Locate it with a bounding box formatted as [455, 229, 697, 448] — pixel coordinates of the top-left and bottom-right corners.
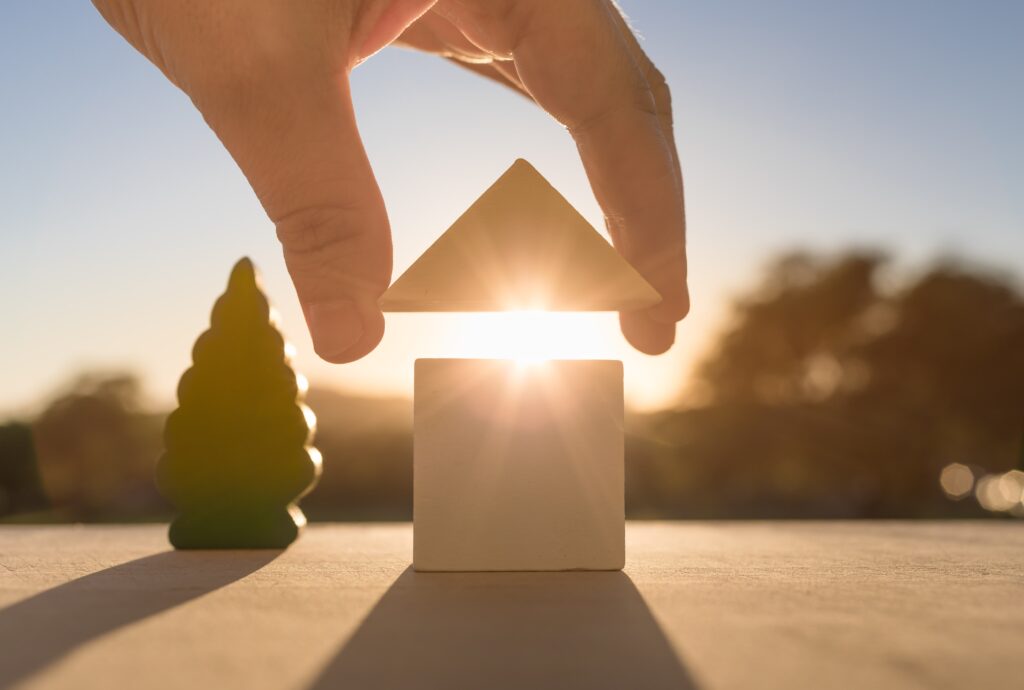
[310, 309, 687, 413]
[445, 310, 616, 364]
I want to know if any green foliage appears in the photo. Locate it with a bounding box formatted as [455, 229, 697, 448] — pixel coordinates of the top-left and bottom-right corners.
[0, 423, 47, 516]
[158, 258, 321, 548]
[641, 252, 1024, 518]
[30, 373, 164, 520]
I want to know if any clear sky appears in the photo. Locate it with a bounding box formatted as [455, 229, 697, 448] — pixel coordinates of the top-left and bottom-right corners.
[1, 1, 1022, 415]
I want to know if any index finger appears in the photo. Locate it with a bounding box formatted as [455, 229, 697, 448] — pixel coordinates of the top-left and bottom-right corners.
[439, 0, 689, 354]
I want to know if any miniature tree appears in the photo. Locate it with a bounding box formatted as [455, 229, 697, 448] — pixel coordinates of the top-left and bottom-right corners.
[158, 258, 321, 548]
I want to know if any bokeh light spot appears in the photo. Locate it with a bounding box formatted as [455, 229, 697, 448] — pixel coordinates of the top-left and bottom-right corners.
[939, 463, 974, 500]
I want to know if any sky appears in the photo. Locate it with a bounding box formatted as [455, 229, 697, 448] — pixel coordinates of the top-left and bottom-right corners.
[1, 1, 1022, 415]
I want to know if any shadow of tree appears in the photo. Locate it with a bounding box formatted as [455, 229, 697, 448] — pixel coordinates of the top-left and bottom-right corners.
[0, 549, 279, 687]
[310, 567, 697, 690]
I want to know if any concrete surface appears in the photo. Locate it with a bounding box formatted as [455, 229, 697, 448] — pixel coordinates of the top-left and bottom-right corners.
[0, 522, 1021, 690]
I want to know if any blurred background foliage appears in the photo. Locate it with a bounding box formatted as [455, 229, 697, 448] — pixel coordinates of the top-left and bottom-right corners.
[2, 250, 1021, 522]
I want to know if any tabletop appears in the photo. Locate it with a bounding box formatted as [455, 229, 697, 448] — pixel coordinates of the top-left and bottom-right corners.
[0, 522, 1021, 690]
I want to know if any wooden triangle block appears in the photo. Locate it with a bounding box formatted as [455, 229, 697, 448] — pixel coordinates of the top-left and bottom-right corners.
[380, 159, 662, 312]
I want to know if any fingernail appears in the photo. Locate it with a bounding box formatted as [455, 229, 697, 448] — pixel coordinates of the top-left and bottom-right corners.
[307, 301, 363, 361]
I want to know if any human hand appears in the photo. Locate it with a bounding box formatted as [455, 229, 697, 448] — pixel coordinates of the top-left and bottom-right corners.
[92, 0, 688, 361]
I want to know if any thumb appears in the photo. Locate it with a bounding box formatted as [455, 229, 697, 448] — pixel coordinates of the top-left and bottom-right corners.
[199, 70, 391, 364]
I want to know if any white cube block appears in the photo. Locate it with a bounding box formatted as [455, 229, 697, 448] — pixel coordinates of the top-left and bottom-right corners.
[414, 358, 624, 571]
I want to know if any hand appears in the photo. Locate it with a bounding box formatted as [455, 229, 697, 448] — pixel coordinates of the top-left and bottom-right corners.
[92, 0, 688, 361]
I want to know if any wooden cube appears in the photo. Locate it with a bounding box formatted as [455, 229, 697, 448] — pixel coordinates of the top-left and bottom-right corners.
[413, 358, 624, 571]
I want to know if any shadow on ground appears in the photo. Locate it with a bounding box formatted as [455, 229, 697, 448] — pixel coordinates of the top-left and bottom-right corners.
[310, 567, 697, 690]
[0, 550, 278, 687]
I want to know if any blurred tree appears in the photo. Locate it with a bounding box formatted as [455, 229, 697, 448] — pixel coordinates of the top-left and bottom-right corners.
[638, 252, 1024, 518]
[0, 422, 47, 517]
[696, 251, 885, 405]
[7, 251, 1022, 522]
[32, 373, 166, 520]
[300, 388, 412, 521]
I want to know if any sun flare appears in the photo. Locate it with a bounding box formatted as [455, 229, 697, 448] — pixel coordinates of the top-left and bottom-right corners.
[446, 310, 616, 364]
[320, 309, 689, 413]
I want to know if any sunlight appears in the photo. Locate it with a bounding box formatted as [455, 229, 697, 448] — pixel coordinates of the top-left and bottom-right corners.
[447, 310, 615, 363]
[314, 310, 695, 412]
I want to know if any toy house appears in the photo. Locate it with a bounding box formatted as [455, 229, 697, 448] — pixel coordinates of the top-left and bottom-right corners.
[382, 160, 661, 571]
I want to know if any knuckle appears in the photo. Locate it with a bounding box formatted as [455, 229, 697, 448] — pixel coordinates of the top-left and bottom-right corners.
[646, 65, 673, 115]
[567, 89, 659, 139]
[275, 206, 366, 259]
[275, 202, 393, 301]
[479, 0, 533, 55]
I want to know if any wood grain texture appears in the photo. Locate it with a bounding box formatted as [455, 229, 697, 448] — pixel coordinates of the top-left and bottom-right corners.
[0, 522, 1021, 690]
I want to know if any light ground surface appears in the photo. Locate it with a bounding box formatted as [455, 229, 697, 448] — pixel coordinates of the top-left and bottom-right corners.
[0, 522, 1021, 690]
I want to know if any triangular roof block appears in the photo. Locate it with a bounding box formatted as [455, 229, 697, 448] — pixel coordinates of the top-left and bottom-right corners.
[380, 160, 661, 312]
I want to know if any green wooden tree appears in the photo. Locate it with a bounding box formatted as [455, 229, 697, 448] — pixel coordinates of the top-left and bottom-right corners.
[158, 258, 321, 548]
